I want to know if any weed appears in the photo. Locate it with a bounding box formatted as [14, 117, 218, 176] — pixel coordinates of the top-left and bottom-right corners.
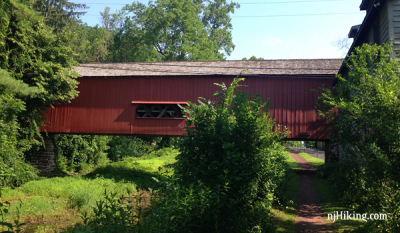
[64, 189, 146, 233]
[70, 189, 92, 211]
[0, 199, 25, 233]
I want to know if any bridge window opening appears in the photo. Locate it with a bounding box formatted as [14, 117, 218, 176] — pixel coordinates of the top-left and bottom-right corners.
[136, 104, 185, 118]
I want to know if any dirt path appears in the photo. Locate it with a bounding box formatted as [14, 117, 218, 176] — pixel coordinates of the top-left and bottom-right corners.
[289, 149, 332, 233]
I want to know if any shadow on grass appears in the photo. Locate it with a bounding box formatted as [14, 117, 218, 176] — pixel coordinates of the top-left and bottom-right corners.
[39, 170, 72, 178]
[272, 206, 297, 233]
[285, 161, 302, 170]
[84, 164, 172, 190]
[313, 177, 366, 232]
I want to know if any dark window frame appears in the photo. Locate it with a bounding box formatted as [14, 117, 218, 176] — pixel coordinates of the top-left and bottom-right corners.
[132, 101, 187, 119]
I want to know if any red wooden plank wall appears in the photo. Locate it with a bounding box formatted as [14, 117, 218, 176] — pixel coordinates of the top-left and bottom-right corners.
[42, 75, 334, 140]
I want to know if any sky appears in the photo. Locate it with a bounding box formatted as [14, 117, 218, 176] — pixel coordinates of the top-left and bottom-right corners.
[74, 0, 366, 60]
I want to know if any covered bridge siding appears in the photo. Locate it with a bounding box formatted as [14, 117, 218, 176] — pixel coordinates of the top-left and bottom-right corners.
[42, 59, 342, 140]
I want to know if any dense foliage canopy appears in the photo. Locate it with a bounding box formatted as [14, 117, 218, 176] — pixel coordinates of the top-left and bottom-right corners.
[0, 0, 80, 137]
[316, 42, 400, 232]
[66, 0, 239, 63]
[0, 0, 81, 186]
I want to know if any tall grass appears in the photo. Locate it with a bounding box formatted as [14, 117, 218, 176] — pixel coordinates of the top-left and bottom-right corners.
[0, 148, 178, 230]
[0, 176, 136, 221]
[283, 150, 301, 170]
[271, 150, 300, 233]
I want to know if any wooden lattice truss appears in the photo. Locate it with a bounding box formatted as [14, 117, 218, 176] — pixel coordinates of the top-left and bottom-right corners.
[136, 104, 185, 118]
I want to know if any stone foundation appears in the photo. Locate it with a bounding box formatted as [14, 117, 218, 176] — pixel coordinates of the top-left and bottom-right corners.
[30, 134, 56, 173]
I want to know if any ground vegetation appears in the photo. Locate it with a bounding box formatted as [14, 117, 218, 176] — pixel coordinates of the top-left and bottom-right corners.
[316, 42, 400, 232]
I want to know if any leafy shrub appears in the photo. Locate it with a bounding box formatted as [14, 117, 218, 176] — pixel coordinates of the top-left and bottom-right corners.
[70, 162, 94, 174]
[0, 78, 38, 188]
[106, 136, 155, 161]
[0, 199, 25, 233]
[146, 179, 276, 233]
[1, 0, 80, 166]
[64, 190, 144, 233]
[170, 77, 288, 232]
[315, 162, 340, 180]
[56, 135, 110, 172]
[316, 42, 400, 232]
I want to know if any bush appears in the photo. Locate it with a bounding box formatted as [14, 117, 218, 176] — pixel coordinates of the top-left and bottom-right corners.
[170, 77, 288, 232]
[106, 136, 155, 162]
[316, 42, 400, 231]
[0, 89, 38, 188]
[315, 162, 339, 180]
[56, 135, 110, 172]
[64, 190, 143, 233]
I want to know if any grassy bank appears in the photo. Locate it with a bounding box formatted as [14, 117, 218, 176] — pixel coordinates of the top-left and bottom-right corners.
[1, 148, 302, 232]
[313, 178, 366, 232]
[283, 150, 301, 170]
[271, 150, 300, 233]
[0, 148, 178, 232]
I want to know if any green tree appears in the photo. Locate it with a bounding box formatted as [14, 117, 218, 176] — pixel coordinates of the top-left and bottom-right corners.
[32, 0, 88, 33]
[316, 42, 400, 232]
[0, 0, 80, 150]
[303, 141, 315, 148]
[281, 140, 303, 148]
[65, 20, 112, 63]
[98, 5, 160, 63]
[0, 69, 39, 187]
[199, 0, 239, 57]
[242, 55, 264, 60]
[99, 6, 126, 32]
[106, 136, 155, 162]
[109, 0, 238, 62]
[123, 0, 217, 61]
[56, 135, 110, 172]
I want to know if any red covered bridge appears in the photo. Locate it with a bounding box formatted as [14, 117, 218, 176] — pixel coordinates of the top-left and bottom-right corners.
[42, 59, 342, 140]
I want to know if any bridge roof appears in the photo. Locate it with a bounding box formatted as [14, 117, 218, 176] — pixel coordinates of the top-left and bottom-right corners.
[75, 59, 343, 77]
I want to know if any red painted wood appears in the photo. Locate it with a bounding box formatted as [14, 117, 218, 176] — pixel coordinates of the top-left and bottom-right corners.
[42, 75, 334, 139]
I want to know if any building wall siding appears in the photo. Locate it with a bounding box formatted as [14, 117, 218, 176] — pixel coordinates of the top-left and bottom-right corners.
[361, 1, 400, 58]
[380, 1, 390, 44]
[364, 4, 389, 45]
[43, 75, 334, 140]
[391, 0, 400, 59]
[367, 25, 374, 44]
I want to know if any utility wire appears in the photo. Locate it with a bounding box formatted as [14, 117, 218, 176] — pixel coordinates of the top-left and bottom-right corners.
[241, 0, 347, 4]
[232, 12, 362, 17]
[75, 0, 349, 6]
[82, 12, 362, 17]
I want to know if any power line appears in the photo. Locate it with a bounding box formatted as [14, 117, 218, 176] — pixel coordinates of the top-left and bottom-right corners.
[81, 12, 362, 17]
[232, 12, 362, 17]
[75, 0, 348, 6]
[241, 0, 346, 4]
